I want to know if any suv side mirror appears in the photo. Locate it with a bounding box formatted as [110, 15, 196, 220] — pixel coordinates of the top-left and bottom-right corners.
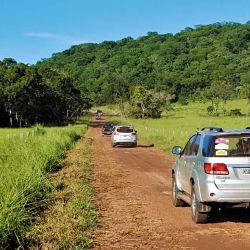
[172, 146, 182, 155]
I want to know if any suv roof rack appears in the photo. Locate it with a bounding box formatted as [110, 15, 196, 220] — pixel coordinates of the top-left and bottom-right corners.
[200, 126, 223, 132]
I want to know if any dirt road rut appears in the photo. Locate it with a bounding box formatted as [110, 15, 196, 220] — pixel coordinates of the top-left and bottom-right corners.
[91, 118, 250, 249]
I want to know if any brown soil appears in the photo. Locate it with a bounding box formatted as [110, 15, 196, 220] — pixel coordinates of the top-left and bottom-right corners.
[92, 116, 250, 249]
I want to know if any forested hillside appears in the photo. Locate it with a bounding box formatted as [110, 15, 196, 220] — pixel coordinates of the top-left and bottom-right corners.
[40, 22, 250, 105]
[1, 22, 250, 126]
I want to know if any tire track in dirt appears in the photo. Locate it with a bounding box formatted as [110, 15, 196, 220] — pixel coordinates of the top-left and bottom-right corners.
[92, 116, 250, 249]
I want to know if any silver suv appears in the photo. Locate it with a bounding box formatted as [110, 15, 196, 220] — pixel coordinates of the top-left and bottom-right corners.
[172, 127, 250, 223]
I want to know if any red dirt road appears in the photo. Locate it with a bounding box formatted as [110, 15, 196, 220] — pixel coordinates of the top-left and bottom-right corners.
[92, 118, 250, 249]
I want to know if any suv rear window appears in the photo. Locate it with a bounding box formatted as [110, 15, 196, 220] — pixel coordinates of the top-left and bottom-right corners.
[206, 134, 250, 157]
[117, 127, 134, 133]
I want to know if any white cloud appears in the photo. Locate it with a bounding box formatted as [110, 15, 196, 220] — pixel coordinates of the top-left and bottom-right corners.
[24, 32, 85, 45]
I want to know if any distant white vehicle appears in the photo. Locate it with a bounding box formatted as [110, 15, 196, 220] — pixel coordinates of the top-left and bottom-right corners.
[111, 125, 137, 147]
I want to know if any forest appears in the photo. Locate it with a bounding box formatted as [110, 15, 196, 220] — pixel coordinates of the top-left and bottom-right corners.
[1, 22, 250, 125]
[0, 59, 91, 126]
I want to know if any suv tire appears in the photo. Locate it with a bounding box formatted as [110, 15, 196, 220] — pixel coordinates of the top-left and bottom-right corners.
[191, 185, 209, 224]
[172, 174, 185, 207]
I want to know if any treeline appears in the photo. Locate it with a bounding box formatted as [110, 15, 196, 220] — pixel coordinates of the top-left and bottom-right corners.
[40, 22, 250, 111]
[0, 58, 91, 127]
[1, 22, 250, 125]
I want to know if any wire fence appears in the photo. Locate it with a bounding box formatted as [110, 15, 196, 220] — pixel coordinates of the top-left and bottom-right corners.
[139, 125, 192, 137]
[1, 126, 72, 142]
[2, 129, 38, 141]
[121, 123, 192, 139]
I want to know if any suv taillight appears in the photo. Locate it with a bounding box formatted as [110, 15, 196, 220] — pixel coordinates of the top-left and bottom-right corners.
[132, 132, 136, 135]
[204, 163, 229, 175]
[113, 131, 119, 135]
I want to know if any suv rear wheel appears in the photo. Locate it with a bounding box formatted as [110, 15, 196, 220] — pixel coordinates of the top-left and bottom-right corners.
[191, 185, 209, 223]
[172, 174, 185, 207]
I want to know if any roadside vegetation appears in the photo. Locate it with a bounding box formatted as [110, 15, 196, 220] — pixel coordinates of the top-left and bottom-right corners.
[26, 130, 97, 249]
[0, 124, 87, 248]
[101, 99, 249, 151]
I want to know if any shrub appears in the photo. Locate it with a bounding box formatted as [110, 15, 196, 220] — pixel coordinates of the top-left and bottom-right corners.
[178, 96, 189, 106]
[207, 105, 215, 115]
[230, 108, 242, 116]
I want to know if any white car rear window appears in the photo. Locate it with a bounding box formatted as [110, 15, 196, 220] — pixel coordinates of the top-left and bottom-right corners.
[117, 127, 134, 133]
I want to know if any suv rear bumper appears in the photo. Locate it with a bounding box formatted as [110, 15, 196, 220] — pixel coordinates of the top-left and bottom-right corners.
[199, 181, 250, 203]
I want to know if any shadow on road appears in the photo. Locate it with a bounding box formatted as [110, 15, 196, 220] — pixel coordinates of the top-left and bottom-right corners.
[209, 208, 250, 223]
[137, 144, 154, 148]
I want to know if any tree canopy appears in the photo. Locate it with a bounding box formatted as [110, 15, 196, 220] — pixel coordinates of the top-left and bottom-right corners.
[0, 61, 91, 127]
[1, 22, 250, 125]
[39, 22, 250, 106]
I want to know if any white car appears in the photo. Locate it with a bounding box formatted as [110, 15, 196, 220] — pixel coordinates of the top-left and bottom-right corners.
[111, 125, 137, 147]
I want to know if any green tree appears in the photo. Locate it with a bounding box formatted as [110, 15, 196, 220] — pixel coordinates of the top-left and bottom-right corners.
[205, 80, 233, 116]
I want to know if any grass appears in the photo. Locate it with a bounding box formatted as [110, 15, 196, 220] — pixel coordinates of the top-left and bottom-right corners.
[101, 99, 249, 151]
[25, 128, 97, 249]
[0, 124, 87, 248]
[56, 135, 97, 249]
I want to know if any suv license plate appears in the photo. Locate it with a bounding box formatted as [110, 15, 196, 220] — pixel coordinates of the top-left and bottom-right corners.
[242, 169, 250, 175]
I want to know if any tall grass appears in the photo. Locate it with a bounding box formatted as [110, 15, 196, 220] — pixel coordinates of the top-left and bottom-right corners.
[0, 125, 86, 248]
[102, 99, 249, 151]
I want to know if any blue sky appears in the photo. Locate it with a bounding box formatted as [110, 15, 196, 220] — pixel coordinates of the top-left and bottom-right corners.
[0, 0, 249, 64]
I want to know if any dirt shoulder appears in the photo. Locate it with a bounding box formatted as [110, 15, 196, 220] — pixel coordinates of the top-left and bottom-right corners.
[92, 117, 250, 249]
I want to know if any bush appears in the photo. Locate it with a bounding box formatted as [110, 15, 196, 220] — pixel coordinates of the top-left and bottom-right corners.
[178, 96, 189, 106]
[229, 109, 242, 116]
[127, 105, 143, 118]
[207, 105, 215, 115]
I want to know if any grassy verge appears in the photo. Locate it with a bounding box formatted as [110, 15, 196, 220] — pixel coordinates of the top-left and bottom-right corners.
[101, 99, 249, 151]
[26, 130, 97, 249]
[0, 124, 86, 248]
[68, 138, 97, 249]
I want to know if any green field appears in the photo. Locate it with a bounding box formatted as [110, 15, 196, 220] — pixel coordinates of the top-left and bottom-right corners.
[102, 99, 249, 151]
[0, 124, 87, 248]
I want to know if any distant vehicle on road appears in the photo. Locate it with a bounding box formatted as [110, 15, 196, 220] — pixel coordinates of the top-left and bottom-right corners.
[95, 110, 103, 120]
[172, 126, 250, 223]
[111, 125, 137, 147]
[95, 109, 103, 115]
[96, 113, 101, 120]
[102, 123, 113, 135]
